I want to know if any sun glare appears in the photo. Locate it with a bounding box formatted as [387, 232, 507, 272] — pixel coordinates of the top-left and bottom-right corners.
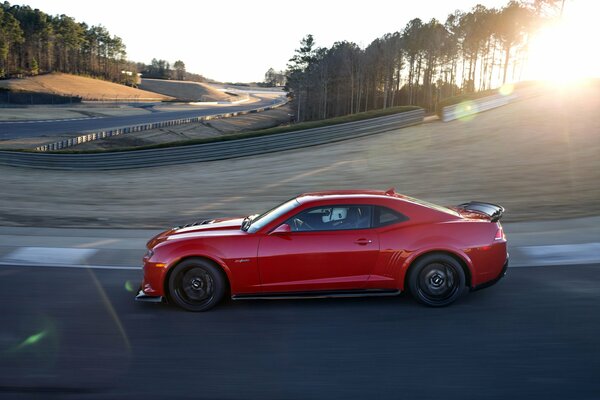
[525, 2, 600, 85]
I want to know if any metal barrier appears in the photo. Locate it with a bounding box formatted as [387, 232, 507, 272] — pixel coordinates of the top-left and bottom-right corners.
[0, 109, 424, 170]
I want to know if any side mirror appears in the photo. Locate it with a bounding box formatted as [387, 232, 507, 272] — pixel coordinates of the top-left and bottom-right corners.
[271, 223, 291, 234]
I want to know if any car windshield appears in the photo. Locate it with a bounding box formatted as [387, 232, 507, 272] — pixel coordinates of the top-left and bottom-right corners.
[245, 198, 300, 233]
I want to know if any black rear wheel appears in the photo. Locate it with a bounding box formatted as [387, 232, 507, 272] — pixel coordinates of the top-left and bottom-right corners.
[168, 258, 226, 311]
[408, 254, 466, 307]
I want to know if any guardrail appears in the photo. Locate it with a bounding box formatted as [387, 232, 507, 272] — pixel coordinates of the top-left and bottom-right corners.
[441, 93, 517, 122]
[33, 96, 287, 152]
[0, 109, 424, 170]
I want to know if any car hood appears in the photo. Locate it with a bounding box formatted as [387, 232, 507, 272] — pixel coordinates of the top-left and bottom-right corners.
[147, 217, 244, 248]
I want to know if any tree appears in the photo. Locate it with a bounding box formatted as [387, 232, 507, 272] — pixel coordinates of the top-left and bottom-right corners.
[286, 34, 318, 121]
[263, 67, 285, 87]
[0, 7, 24, 77]
[173, 60, 185, 80]
[496, 1, 531, 83]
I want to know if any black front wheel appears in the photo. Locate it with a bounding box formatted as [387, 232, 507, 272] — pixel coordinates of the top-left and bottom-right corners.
[168, 258, 226, 311]
[408, 254, 466, 307]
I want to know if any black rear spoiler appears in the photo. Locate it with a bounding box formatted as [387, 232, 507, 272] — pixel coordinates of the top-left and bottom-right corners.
[457, 201, 504, 222]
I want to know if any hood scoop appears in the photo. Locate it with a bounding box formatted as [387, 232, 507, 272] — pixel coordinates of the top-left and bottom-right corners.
[175, 219, 214, 229]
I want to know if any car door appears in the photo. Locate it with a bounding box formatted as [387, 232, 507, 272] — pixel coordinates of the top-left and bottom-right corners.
[257, 205, 379, 293]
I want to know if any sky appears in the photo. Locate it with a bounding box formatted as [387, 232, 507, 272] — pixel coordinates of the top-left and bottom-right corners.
[12, 0, 512, 82]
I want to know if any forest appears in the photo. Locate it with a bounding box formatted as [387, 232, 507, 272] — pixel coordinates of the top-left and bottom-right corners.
[285, 0, 563, 121]
[0, 2, 143, 84]
[0, 2, 203, 85]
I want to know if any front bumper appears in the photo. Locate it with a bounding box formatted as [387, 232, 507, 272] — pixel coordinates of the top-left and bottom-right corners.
[135, 289, 163, 303]
[471, 254, 509, 292]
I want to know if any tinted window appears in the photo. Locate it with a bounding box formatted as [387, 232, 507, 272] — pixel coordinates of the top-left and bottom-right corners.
[401, 195, 460, 217]
[375, 206, 408, 227]
[287, 205, 372, 232]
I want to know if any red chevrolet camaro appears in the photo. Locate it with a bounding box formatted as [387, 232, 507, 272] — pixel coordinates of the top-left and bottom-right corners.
[136, 189, 508, 311]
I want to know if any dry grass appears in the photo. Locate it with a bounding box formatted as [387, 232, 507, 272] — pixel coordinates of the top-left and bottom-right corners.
[138, 79, 231, 102]
[0, 73, 173, 101]
[0, 82, 598, 228]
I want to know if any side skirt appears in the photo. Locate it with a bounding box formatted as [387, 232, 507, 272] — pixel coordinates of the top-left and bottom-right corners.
[231, 289, 401, 301]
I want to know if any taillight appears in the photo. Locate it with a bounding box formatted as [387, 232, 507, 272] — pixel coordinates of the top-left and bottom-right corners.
[494, 225, 506, 241]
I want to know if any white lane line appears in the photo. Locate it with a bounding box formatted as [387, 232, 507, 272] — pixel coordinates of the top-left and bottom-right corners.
[0, 261, 140, 270]
[1, 242, 599, 272]
[516, 243, 600, 266]
[74, 238, 119, 248]
[3, 247, 96, 265]
[0, 116, 103, 124]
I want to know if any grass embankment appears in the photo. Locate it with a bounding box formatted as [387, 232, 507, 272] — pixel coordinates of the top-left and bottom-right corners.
[53, 105, 422, 154]
[138, 79, 231, 102]
[0, 73, 172, 101]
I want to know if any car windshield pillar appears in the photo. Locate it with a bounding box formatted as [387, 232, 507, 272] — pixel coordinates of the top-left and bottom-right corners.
[247, 199, 300, 233]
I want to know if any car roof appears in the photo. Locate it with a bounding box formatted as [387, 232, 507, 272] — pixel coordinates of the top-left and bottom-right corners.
[295, 189, 460, 219]
[296, 189, 403, 204]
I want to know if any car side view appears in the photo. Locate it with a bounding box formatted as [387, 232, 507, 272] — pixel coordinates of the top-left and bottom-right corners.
[136, 188, 508, 311]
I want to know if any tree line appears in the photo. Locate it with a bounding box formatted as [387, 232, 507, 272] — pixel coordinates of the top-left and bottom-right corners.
[0, 2, 206, 85]
[0, 2, 139, 83]
[138, 58, 208, 83]
[284, 0, 562, 122]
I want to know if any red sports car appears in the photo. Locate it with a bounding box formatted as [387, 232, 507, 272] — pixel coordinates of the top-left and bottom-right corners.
[136, 189, 508, 311]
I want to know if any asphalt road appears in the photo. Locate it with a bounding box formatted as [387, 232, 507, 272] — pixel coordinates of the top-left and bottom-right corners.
[0, 95, 284, 140]
[1, 263, 599, 399]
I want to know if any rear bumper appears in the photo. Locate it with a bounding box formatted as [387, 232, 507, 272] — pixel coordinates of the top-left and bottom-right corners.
[471, 254, 509, 292]
[135, 289, 163, 303]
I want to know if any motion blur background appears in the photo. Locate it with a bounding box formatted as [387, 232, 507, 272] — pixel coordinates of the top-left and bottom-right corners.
[0, 0, 599, 398]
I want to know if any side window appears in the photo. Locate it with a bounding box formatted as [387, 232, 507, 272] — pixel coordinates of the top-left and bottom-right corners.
[287, 205, 372, 231]
[374, 206, 408, 227]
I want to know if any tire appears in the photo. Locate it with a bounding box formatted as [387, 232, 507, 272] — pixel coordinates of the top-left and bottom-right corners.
[167, 258, 226, 311]
[408, 253, 466, 307]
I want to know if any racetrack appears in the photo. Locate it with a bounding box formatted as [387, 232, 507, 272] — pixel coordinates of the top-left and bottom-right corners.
[1, 82, 599, 399]
[0, 93, 284, 140]
[1, 262, 599, 399]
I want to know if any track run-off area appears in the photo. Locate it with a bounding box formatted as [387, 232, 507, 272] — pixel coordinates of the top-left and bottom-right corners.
[0, 82, 599, 399]
[0, 92, 284, 140]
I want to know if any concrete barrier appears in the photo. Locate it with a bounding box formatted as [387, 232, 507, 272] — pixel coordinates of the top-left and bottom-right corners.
[442, 93, 517, 122]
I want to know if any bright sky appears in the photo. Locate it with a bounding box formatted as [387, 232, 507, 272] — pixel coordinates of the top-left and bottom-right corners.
[524, 0, 600, 83]
[14, 0, 512, 82]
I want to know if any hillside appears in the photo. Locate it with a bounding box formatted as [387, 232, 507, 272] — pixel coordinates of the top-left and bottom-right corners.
[138, 79, 232, 102]
[0, 73, 173, 101]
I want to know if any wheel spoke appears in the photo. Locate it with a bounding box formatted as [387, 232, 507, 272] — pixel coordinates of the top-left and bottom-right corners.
[178, 268, 214, 303]
[445, 266, 454, 289]
[418, 262, 459, 302]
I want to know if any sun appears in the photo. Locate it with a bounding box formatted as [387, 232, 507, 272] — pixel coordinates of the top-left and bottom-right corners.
[525, 1, 600, 85]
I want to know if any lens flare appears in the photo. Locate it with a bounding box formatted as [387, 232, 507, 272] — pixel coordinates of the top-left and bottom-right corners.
[499, 84, 514, 96]
[525, 2, 600, 84]
[124, 280, 136, 292]
[13, 330, 47, 351]
[456, 101, 478, 122]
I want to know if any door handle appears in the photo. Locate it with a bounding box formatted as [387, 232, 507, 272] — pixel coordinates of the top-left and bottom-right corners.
[354, 239, 372, 245]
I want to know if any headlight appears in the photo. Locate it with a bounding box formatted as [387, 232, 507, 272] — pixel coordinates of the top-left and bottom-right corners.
[144, 249, 154, 259]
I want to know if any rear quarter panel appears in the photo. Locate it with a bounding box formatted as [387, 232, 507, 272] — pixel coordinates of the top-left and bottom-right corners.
[370, 219, 506, 290]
